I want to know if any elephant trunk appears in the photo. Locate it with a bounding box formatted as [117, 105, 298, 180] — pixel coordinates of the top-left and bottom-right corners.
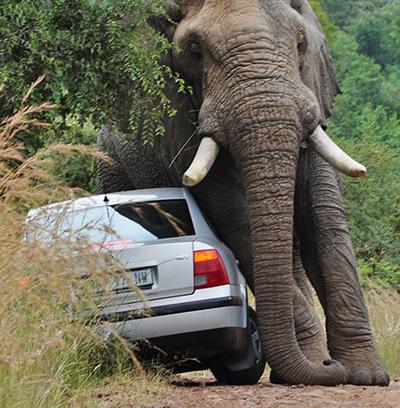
[236, 113, 346, 385]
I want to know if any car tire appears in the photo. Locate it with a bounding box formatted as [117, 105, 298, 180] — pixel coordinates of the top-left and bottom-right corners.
[210, 308, 266, 385]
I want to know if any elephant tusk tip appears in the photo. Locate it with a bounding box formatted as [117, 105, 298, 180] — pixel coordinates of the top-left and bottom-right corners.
[310, 126, 368, 179]
[351, 165, 367, 178]
[182, 171, 201, 187]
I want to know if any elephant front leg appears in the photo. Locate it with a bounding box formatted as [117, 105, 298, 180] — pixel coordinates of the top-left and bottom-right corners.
[292, 241, 329, 364]
[310, 234, 389, 386]
[298, 151, 390, 386]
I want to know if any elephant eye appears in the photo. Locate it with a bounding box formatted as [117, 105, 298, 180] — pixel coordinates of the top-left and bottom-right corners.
[297, 32, 307, 53]
[189, 42, 202, 57]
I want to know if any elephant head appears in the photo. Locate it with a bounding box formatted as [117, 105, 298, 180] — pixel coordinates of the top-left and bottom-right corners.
[160, 0, 367, 385]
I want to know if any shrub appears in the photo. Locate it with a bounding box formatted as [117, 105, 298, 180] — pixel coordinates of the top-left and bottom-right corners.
[329, 109, 400, 285]
[0, 0, 177, 191]
[0, 0, 171, 138]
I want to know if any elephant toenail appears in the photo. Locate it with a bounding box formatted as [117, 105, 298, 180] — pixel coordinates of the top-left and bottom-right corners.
[350, 370, 373, 386]
[374, 370, 390, 386]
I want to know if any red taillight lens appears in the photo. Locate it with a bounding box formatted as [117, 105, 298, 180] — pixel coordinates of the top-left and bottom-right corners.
[193, 249, 229, 289]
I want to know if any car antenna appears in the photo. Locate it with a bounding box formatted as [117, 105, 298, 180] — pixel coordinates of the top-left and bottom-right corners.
[101, 178, 112, 232]
[103, 192, 112, 223]
[101, 176, 109, 204]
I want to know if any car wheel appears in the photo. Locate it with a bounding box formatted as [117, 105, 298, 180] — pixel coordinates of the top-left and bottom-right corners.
[210, 308, 266, 385]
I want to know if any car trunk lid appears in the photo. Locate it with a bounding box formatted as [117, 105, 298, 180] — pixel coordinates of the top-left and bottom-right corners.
[97, 237, 195, 306]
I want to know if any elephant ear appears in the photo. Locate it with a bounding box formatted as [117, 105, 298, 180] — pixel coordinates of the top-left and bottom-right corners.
[296, 0, 340, 125]
[150, 2, 182, 67]
[151, 2, 181, 41]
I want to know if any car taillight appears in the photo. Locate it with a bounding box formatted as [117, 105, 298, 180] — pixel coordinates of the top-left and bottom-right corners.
[193, 249, 229, 289]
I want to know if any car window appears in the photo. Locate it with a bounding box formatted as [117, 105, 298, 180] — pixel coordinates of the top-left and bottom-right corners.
[28, 199, 195, 245]
[111, 200, 195, 241]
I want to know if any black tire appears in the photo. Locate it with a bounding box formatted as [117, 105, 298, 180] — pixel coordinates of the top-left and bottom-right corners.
[211, 308, 266, 385]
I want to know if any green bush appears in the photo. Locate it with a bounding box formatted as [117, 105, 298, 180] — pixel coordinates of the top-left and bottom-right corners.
[0, 0, 171, 135]
[312, 0, 400, 285]
[359, 259, 400, 287]
[336, 128, 400, 283]
[0, 0, 176, 190]
[43, 115, 100, 191]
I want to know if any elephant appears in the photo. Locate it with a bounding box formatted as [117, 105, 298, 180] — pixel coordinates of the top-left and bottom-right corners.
[97, 0, 390, 386]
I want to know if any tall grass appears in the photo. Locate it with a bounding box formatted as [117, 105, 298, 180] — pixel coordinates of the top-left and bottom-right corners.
[0, 80, 166, 408]
[365, 281, 400, 379]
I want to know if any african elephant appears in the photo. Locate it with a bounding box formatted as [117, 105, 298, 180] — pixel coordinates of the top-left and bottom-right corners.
[98, 0, 390, 386]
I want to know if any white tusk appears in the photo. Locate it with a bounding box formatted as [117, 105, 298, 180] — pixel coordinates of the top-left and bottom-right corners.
[182, 137, 220, 187]
[309, 126, 367, 178]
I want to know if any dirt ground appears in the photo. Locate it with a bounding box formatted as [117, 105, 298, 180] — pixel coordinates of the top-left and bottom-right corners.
[97, 372, 400, 408]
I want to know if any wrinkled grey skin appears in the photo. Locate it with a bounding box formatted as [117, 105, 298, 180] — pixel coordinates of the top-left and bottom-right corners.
[98, 0, 389, 386]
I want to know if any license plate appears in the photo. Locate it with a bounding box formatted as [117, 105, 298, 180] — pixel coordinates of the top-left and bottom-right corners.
[111, 268, 155, 292]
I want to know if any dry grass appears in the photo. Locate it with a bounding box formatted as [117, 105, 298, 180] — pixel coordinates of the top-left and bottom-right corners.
[0, 80, 167, 408]
[364, 281, 400, 379]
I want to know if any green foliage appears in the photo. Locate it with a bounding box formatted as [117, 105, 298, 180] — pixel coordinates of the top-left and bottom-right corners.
[352, 6, 399, 68]
[44, 115, 100, 192]
[0, 0, 173, 190]
[313, 0, 400, 284]
[359, 259, 400, 287]
[331, 33, 384, 109]
[0, 0, 170, 135]
[320, 0, 360, 28]
[333, 120, 400, 277]
[309, 0, 339, 43]
[320, 0, 389, 29]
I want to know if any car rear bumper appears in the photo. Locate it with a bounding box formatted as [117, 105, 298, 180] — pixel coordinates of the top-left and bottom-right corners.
[97, 285, 247, 346]
[99, 295, 242, 322]
[103, 304, 244, 340]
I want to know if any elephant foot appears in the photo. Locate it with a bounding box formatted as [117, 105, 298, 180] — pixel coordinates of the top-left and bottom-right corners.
[269, 369, 285, 385]
[269, 358, 346, 386]
[270, 343, 332, 385]
[332, 347, 390, 386]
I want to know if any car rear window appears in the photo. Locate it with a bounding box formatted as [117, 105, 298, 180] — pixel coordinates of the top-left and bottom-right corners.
[111, 200, 195, 240]
[28, 199, 195, 245]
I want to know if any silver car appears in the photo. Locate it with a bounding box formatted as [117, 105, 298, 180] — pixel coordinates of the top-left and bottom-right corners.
[27, 188, 265, 384]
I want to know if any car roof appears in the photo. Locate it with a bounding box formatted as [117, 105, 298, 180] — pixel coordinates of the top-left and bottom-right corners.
[27, 188, 189, 218]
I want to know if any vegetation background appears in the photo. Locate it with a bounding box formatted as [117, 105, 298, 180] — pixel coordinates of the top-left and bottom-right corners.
[0, 1, 399, 406]
[1, 0, 398, 285]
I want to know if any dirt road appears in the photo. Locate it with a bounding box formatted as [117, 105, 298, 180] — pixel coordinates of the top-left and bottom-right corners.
[97, 372, 400, 408]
